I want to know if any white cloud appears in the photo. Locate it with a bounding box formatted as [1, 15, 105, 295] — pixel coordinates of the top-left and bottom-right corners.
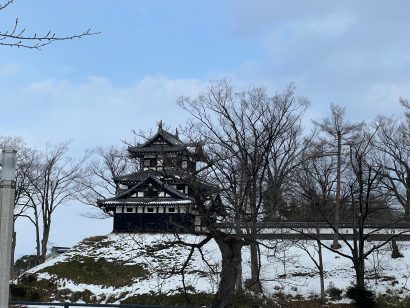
[7, 75, 206, 154]
[307, 13, 355, 36]
[10, 75, 208, 257]
[0, 63, 20, 77]
[225, 0, 410, 124]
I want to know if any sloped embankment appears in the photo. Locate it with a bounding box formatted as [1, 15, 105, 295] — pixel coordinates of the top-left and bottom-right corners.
[11, 234, 219, 304]
[11, 234, 410, 305]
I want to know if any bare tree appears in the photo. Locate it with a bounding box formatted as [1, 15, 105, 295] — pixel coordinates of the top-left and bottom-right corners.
[263, 88, 311, 220]
[0, 136, 37, 277]
[400, 97, 410, 117]
[79, 145, 135, 218]
[296, 236, 325, 303]
[178, 80, 309, 304]
[284, 139, 338, 221]
[0, 0, 98, 49]
[314, 127, 405, 289]
[23, 142, 87, 263]
[374, 100, 410, 221]
[292, 143, 338, 302]
[314, 104, 363, 249]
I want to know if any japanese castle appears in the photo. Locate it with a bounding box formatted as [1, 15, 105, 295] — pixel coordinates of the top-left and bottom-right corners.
[98, 123, 213, 233]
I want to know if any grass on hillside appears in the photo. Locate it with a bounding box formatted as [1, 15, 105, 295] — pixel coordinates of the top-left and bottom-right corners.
[10, 276, 58, 301]
[41, 255, 149, 287]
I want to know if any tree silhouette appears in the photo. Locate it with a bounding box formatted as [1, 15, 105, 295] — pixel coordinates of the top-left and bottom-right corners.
[0, 0, 98, 49]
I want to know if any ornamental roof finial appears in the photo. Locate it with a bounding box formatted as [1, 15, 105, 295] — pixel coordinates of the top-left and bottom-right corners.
[157, 120, 164, 132]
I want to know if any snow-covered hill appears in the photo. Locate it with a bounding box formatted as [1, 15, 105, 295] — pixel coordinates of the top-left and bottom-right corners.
[12, 233, 410, 305]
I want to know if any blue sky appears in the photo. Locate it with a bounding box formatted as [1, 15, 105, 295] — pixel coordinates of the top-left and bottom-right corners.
[3, 0, 410, 256]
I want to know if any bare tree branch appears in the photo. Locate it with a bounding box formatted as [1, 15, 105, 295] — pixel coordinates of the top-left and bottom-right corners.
[0, 1, 99, 49]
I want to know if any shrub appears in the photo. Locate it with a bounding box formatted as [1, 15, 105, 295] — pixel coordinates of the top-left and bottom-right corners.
[346, 285, 376, 308]
[378, 293, 410, 307]
[326, 282, 343, 301]
[10, 283, 42, 301]
[20, 272, 38, 284]
[10, 284, 27, 298]
[14, 254, 39, 273]
[231, 292, 275, 308]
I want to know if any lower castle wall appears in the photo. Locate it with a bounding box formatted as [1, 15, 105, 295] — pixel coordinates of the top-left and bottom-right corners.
[113, 213, 196, 233]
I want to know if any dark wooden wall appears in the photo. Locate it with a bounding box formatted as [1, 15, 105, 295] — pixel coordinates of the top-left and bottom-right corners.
[113, 213, 196, 233]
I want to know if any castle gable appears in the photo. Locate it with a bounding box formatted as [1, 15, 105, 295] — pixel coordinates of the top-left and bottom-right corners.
[99, 174, 192, 206]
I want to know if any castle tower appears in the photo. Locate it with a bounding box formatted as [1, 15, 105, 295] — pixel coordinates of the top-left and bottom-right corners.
[97, 123, 209, 232]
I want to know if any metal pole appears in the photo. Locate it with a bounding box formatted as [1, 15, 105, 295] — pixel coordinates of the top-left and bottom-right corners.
[0, 150, 17, 308]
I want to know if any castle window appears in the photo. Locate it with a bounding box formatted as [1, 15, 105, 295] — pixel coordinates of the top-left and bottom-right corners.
[163, 158, 176, 167]
[168, 207, 175, 213]
[138, 192, 144, 197]
[143, 159, 157, 167]
[126, 207, 133, 213]
[147, 207, 154, 213]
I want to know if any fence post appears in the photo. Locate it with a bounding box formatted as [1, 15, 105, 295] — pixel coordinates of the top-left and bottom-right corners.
[0, 150, 17, 308]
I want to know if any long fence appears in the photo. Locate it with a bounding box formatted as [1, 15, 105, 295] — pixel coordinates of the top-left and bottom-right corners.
[214, 221, 410, 241]
[216, 221, 410, 229]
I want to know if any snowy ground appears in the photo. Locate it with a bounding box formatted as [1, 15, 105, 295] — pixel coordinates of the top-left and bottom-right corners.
[21, 233, 410, 304]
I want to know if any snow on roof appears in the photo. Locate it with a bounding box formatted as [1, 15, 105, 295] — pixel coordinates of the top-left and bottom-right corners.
[103, 199, 193, 205]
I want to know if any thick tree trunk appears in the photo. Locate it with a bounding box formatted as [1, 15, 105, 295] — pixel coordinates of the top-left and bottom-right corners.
[249, 241, 262, 293]
[352, 236, 365, 289]
[40, 224, 50, 263]
[35, 223, 41, 262]
[352, 224, 365, 289]
[211, 232, 243, 308]
[265, 179, 282, 220]
[248, 183, 262, 293]
[33, 207, 41, 262]
[249, 243, 259, 289]
[354, 261, 365, 289]
[316, 235, 325, 303]
[234, 218, 243, 292]
[235, 256, 243, 292]
[406, 177, 410, 222]
[391, 239, 404, 258]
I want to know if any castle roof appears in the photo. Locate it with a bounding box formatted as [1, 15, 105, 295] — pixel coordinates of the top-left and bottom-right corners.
[113, 169, 185, 184]
[98, 172, 194, 210]
[127, 124, 199, 157]
[100, 198, 192, 206]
